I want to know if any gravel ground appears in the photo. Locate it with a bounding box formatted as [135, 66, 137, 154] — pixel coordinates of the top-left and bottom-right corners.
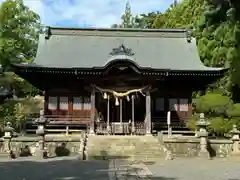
[147, 158, 240, 180]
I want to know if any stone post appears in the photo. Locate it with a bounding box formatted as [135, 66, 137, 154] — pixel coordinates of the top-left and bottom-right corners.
[145, 91, 151, 135]
[0, 122, 14, 159]
[35, 110, 48, 159]
[196, 113, 210, 158]
[230, 124, 240, 155]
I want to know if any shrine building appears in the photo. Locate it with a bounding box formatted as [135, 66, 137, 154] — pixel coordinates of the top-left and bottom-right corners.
[11, 27, 226, 135]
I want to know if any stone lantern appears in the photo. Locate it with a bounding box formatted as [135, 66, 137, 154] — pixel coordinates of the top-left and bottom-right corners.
[0, 64, 3, 74]
[35, 110, 48, 158]
[196, 113, 210, 158]
[0, 122, 14, 158]
[4, 122, 14, 139]
[230, 124, 240, 155]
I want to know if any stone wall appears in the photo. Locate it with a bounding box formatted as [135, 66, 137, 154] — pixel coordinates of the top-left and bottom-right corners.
[0, 135, 235, 160]
[164, 138, 233, 158]
[0, 136, 82, 158]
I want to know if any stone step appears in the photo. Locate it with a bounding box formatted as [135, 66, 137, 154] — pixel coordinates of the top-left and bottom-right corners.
[87, 154, 164, 160]
[87, 140, 160, 143]
[87, 150, 164, 156]
[86, 144, 162, 147]
[86, 147, 163, 152]
[87, 148, 164, 152]
[86, 136, 165, 161]
[87, 142, 163, 145]
[87, 137, 159, 140]
[86, 148, 163, 152]
[86, 143, 162, 146]
[86, 144, 164, 148]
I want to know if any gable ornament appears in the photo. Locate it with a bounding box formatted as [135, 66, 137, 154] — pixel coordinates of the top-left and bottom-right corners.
[109, 44, 134, 56]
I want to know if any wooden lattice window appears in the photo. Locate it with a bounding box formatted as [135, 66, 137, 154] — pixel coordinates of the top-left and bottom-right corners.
[59, 97, 68, 110]
[83, 97, 91, 109]
[169, 98, 178, 111]
[48, 96, 58, 110]
[179, 98, 188, 112]
[73, 97, 83, 110]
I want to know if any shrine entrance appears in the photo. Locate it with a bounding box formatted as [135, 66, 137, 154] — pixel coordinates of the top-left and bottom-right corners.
[92, 57, 153, 135]
[110, 97, 132, 123]
[95, 86, 147, 135]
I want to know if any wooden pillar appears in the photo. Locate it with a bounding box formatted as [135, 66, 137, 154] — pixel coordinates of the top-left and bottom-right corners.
[43, 91, 48, 115]
[120, 98, 123, 133]
[120, 99, 123, 124]
[107, 95, 110, 133]
[145, 91, 151, 135]
[131, 95, 135, 134]
[89, 90, 95, 135]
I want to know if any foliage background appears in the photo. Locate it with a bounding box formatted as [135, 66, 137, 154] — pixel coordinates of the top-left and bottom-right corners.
[1, 0, 240, 135]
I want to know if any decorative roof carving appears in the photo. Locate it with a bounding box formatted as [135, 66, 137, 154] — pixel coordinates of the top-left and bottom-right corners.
[41, 26, 51, 39]
[109, 44, 134, 56]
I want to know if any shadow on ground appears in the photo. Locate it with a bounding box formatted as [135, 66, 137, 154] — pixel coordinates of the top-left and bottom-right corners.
[0, 158, 108, 180]
[0, 158, 177, 180]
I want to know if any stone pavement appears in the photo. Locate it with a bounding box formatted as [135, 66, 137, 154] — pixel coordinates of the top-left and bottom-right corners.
[108, 159, 153, 180]
[1, 157, 240, 180]
[110, 158, 240, 180]
[147, 158, 240, 180]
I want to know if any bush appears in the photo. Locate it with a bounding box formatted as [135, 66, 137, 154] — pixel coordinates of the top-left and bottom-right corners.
[208, 117, 232, 136]
[227, 103, 240, 117]
[187, 117, 198, 131]
[0, 96, 44, 132]
[194, 92, 233, 116]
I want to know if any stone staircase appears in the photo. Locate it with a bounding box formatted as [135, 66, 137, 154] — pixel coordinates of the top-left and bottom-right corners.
[85, 135, 165, 160]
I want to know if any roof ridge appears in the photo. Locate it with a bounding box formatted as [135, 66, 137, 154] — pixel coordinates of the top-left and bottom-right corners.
[42, 26, 192, 39]
[46, 26, 190, 33]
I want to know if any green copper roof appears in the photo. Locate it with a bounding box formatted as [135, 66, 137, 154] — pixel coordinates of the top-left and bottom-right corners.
[30, 27, 223, 71]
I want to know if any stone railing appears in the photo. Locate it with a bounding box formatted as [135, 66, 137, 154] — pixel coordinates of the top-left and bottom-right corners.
[160, 113, 240, 159]
[0, 135, 82, 158]
[163, 138, 233, 158]
[78, 131, 87, 160]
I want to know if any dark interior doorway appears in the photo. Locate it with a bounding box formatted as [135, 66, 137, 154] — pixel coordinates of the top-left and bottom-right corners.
[134, 95, 145, 121]
[95, 92, 146, 123]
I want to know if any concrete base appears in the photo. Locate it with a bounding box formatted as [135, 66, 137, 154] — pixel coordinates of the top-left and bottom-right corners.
[88, 132, 95, 136]
[145, 133, 152, 136]
[35, 149, 47, 159]
[198, 151, 211, 159]
[0, 152, 10, 159]
[230, 151, 240, 156]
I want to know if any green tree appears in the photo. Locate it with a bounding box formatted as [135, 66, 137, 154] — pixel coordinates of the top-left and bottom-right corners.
[134, 12, 161, 28]
[112, 2, 136, 28]
[0, 0, 40, 71]
[151, 0, 240, 100]
[0, 0, 41, 97]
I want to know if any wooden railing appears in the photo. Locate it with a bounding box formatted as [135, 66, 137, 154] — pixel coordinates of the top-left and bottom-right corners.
[95, 121, 146, 135]
[152, 116, 190, 129]
[25, 114, 90, 125]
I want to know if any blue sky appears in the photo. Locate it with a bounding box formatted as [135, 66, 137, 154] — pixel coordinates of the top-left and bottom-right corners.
[0, 0, 179, 27]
